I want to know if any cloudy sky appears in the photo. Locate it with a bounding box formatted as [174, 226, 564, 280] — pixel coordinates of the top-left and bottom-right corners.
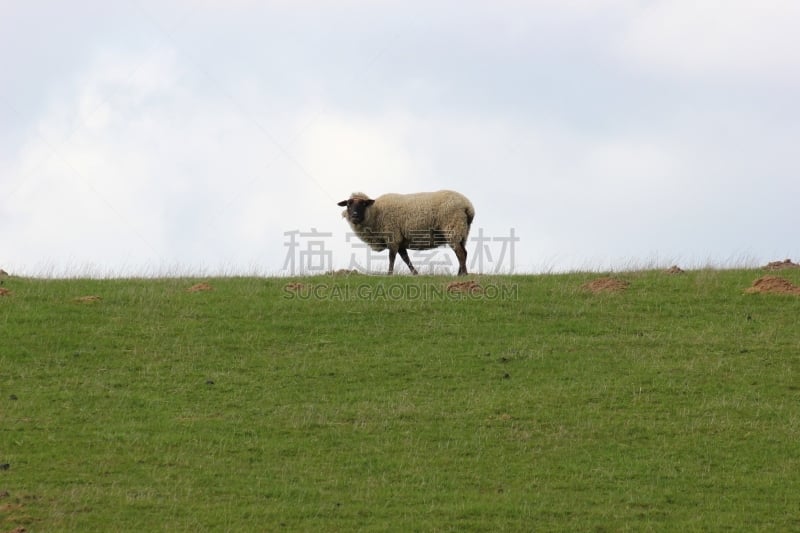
[3, 1, 799, 276]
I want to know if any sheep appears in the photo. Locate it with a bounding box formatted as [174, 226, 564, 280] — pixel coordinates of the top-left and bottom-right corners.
[337, 190, 475, 275]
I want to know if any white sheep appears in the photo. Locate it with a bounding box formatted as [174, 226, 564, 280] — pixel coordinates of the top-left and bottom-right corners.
[337, 190, 475, 275]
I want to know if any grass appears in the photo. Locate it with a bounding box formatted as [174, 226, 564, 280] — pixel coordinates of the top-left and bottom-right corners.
[1, 269, 800, 531]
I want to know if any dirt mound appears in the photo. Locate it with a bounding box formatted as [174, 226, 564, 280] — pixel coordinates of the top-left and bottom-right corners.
[763, 259, 800, 271]
[74, 295, 102, 303]
[745, 276, 800, 295]
[0, 288, 11, 296]
[665, 265, 685, 274]
[284, 282, 307, 292]
[446, 280, 483, 295]
[186, 282, 214, 293]
[582, 277, 629, 294]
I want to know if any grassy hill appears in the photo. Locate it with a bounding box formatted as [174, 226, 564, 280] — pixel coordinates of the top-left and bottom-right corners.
[1, 270, 799, 531]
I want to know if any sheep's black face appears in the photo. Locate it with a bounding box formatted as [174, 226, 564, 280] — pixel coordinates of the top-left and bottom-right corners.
[337, 197, 374, 224]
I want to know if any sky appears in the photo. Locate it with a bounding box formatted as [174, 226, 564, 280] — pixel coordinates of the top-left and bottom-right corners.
[2, 1, 799, 276]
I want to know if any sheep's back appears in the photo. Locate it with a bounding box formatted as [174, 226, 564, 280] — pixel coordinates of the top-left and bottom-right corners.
[374, 193, 437, 229]
[375, 191, 471, 226]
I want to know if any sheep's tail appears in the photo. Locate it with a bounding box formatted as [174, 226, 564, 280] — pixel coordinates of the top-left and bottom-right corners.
[465, 204, 475, 227]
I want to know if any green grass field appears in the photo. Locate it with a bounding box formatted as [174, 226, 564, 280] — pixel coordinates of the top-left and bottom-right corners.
[2, 270, 799, 531]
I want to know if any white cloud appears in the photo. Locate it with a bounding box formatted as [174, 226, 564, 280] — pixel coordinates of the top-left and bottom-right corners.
[3, 48, 305, 275]
[295, 109, 429, 199]
[619, 0, 800, 83]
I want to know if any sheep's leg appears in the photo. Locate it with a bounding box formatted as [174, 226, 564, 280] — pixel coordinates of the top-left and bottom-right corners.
[453, 240, 468, 276]
[388, 249, 396, 275]
[398, 248, 419, 275]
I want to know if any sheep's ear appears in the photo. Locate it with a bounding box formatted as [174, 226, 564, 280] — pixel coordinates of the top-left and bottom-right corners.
[365, 199, 375, 207]
[337, 199, 349, 206]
